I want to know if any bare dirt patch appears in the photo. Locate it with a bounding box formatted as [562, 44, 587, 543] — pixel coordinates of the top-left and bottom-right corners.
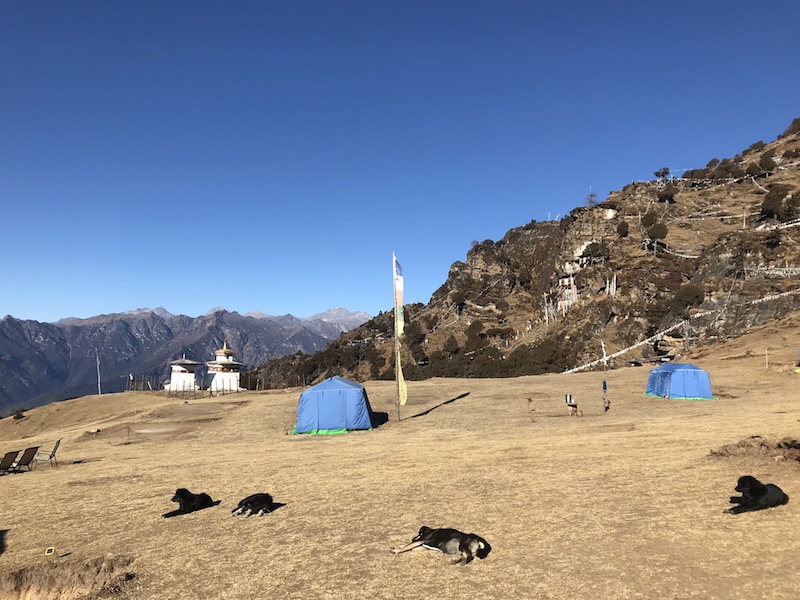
[0, 555, 134, 600]
[144, 401, 246, 421]
[710, 435, 800, 463]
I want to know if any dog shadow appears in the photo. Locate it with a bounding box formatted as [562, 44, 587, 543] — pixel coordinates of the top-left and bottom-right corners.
[408, 393, 470, 419]
[268, 502, 287, 512]
[0, 529, 7, 556]
[162, 500, 222, 519]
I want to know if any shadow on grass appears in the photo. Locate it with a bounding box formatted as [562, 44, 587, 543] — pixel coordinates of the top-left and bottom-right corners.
[162, 500, 222, 519]
[407, 393, 470, 419]
[0, 529, 7, 555]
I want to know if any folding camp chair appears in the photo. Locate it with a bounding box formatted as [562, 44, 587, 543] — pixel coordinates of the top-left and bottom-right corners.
[10, 446, 40, 472]
[0, 450, 20, 475]
[33, 439, 61, 468]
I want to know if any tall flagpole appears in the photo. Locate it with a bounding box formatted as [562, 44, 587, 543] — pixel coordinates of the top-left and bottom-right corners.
[95, 348, 102, 395]
[393, 253, 406, 421]
[394, 310, 401, 423]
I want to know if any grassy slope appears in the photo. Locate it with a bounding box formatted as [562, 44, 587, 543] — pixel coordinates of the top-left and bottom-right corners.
[1, 313, 799, 599]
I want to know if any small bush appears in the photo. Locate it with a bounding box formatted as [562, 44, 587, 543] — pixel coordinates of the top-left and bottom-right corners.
[442, 335, 460, 357]
[582, 242, 609, 262]
[13, 409, 25, 420]
[746, 163, 762, 177]
[616, 221, 629, 238]
[765, 230, 782, 249]
[760, 184, 794, 220]
[781, 117, 800, 137]
[642, 212, 658, 228]
[746, 140, 766, 153]
[658, 185, 678, 203]
[786, 193, 800, 219]
[647, 223, 668, 240]
[706, 158, 720, 168]
[672, 284, 704, 311]
[759, 154, 777, 172]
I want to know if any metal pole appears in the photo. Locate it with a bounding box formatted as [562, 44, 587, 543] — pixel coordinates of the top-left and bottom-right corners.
[395, 308, 401, 423]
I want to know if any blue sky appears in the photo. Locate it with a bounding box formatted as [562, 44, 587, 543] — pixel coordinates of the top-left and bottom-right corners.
[2, 1, 798, 322]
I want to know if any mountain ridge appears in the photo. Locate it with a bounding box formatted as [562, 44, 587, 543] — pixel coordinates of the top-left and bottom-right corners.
[0, 307, 370, 413]
[252, 117, 800, 386]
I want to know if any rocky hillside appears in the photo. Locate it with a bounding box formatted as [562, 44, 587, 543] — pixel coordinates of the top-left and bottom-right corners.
[253, 118, 800, 387]
[0, 308, 369, 413]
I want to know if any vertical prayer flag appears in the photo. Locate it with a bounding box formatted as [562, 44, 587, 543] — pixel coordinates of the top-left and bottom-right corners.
[393, 253, 404, 337]
[396, 349, 407, 405]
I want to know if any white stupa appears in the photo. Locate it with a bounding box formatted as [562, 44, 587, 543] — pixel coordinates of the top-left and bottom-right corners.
[206, 340, 242, 393]
[165, 355, 201, 392]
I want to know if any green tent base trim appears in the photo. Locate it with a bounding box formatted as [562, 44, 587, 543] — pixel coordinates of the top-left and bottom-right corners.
[291, 426, 373, 435]
[643, 393, 715, 401]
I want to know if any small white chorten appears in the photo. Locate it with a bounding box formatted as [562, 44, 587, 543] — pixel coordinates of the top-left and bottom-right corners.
[165, 355, 201, 392]
[206, 340, 242, 393]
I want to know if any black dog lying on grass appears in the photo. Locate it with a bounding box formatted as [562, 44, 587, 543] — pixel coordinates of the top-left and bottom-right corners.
[231, 493, 274, 517]
[162, 488, 220, 518]
[724, 475, 789, 515]
[392, 526, 491, 565]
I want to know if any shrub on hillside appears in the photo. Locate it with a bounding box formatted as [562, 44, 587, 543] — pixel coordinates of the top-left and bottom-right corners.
[645, 300, 670, 329]
[647, 223, 668, 241]
[469, 347, 504, 377]
[760, 184, 794, 220]
[582, 242, 609, 262]
[464, 321, 485, 352]
[786, 193, 800, 219]
[642, 212, 658, 228]
[402, 321, 426, 347]
[684, 168, 709, 180]
[759, 153, 777, 172]
[658, 185, 678, 203]
[616, 221, 629, 238]
[781, 117, 800, 137]
[671, 284, 704, 312]
[485, 327, 515, 340]
[765, 230, 782, 249]
[450, 290, 467, 313]
[442, 335, 460, 357]
[746, 162, 762, 177]
[746, 140, 766, 153]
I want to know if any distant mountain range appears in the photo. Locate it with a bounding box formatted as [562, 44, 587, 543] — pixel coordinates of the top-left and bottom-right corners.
[0, 307, 370, 414]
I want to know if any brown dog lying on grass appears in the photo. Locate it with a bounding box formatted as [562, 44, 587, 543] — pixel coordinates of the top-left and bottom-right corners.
[392, 526, 491, 564]
[724, 475, 789, 515]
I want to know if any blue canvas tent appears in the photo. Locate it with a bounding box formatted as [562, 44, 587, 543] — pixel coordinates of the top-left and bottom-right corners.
[293, 376, 376, 435]
[644, 363, 713, 400]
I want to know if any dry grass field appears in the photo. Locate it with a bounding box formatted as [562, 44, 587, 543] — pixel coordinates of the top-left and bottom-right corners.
[1, 313, 800, 600]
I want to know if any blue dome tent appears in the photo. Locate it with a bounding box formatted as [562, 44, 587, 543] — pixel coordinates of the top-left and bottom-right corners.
[644, 363, 714, 400]
[293, 376, 376, 435]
